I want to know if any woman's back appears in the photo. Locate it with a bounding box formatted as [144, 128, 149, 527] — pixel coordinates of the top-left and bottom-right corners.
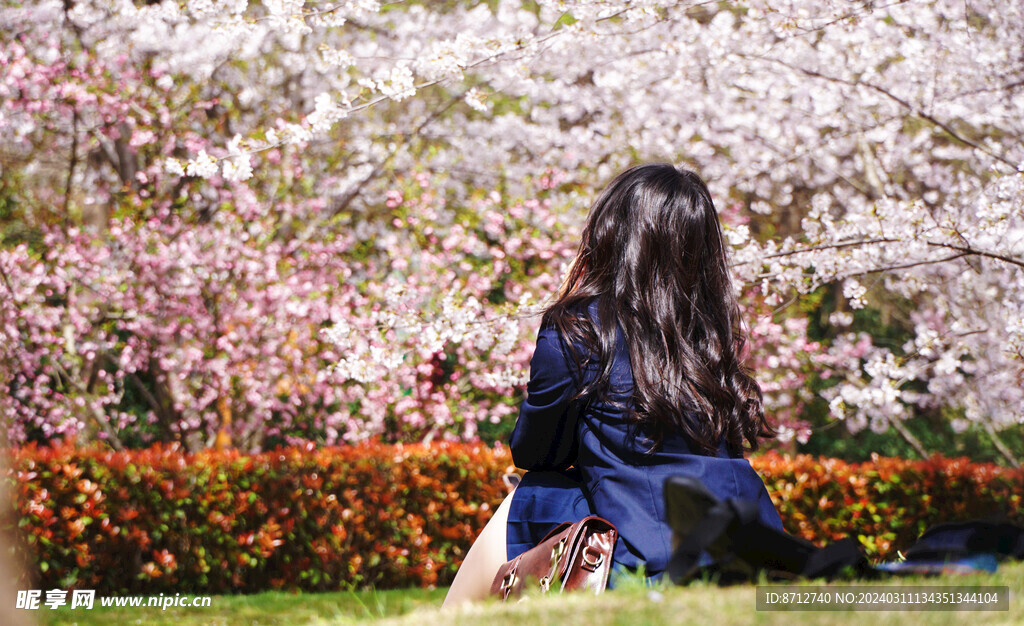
[509, 298, 783, 574]
[445, 163, 783, 605]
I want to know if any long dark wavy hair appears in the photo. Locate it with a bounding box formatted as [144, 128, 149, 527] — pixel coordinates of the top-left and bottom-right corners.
[541, 163, 777, 456]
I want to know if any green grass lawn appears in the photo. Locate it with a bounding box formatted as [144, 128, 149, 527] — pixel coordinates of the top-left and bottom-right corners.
[41, 561, 1022, 625]
[39, 587, 448, 625]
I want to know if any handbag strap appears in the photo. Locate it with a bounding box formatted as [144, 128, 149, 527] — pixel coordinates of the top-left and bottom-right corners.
[537, 520, 575, 544]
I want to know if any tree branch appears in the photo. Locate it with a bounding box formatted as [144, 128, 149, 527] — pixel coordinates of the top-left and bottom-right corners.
[731, 237, 899, 267]
[50, 360, 124, 451]
[982, 421, 1021, 468]
[63, 109, 79, 231]
[924, 240, 1024, 270]
[886, 415, 930, 460]
[750, 56, 1019, 170]
[837, 252, 969, 280]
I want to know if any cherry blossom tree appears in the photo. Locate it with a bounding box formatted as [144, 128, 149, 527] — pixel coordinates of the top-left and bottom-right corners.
[2, 0, 1021, 462]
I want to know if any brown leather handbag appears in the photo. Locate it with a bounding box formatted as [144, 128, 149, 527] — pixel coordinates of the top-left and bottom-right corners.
[490, 515, 618, 601]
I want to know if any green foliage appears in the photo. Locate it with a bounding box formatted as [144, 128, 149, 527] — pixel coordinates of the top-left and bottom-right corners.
[0, 169, 43, 251]
[800, 413, 1024, 465]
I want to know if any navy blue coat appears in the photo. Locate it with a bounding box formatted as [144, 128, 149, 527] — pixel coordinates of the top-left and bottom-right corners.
[507, 298, 784, 575]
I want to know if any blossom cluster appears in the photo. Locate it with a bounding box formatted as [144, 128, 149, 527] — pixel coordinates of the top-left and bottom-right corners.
[2, 0, 1022, 454]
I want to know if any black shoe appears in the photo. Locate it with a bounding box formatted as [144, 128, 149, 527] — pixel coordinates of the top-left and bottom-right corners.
[663, 475, 746, 585]
[663, 475, 875, 585]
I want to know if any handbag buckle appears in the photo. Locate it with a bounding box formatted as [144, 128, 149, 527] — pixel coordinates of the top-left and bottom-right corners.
[551, 538, 567, 566]
[500, 570, 518, 591]
[539, 538, 567, 592]
[581, 546, 604, 571]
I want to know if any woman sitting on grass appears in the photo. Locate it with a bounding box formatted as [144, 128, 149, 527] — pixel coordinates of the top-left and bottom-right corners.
[443, 163, 785, 606]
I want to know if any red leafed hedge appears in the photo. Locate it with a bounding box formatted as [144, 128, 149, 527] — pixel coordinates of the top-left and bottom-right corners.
[4, 441, 1023, 594]
[6, 441, 511, 594]
[755, 451, 1024, 556]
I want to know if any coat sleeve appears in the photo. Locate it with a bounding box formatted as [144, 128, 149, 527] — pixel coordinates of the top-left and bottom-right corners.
[508, 323, 582, 471]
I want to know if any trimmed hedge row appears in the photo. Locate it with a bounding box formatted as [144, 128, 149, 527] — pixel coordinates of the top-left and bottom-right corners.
[7, 441, 508, 594]
[5, 442, 1023, 594]
[757, 451, 1023, 556]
